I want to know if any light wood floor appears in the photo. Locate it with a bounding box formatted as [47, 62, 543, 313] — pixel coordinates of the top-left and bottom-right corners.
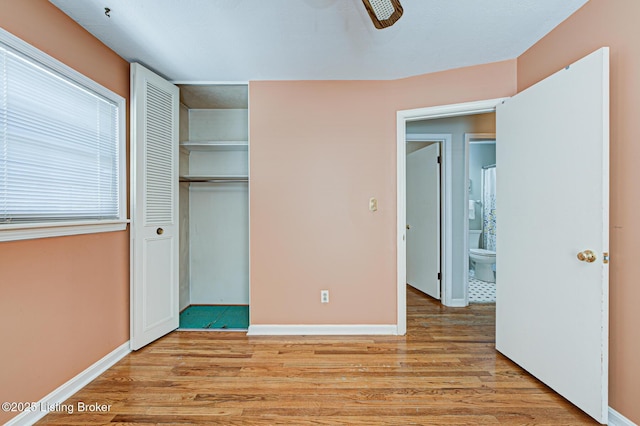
[38, 286, 597, 425]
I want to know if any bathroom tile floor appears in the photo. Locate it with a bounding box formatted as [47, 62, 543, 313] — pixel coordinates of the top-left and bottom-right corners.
[468, 275, 496, 303]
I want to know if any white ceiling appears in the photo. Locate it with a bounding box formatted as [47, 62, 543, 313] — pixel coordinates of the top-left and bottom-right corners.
[49, 0, 589, 82]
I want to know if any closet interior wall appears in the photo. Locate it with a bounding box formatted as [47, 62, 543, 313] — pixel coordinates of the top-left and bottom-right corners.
[179, 104, 190, 310]
[178, 85, 249, 311]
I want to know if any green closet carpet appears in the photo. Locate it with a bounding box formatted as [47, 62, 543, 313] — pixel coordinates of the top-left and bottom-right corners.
[179, 305, 249, 330]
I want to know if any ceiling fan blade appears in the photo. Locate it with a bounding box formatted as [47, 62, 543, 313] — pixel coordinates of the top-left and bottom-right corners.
[361, 0, 404, 29]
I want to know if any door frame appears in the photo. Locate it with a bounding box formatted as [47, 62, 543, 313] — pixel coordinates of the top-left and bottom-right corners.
[463, 133, 496, 306]
[396, 98, 507, 335]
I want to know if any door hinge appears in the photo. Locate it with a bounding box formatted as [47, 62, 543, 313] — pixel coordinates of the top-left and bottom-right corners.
[437, 156, 441, 164]
[437, 272, 442, 280]
[603, 252, 609, 264]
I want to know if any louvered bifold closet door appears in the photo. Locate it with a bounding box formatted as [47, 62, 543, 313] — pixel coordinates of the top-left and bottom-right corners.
[130, 63, 180, 350]
[144, 82, 174, 225]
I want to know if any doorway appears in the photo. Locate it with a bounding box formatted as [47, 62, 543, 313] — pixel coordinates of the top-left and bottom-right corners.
[404, 129, 497, 306]
[465, 133, 496, 304]
[396, 98, 506, 334]
[177, 84, 250, 331]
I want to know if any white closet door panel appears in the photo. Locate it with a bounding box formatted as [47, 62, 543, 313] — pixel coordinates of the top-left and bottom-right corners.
[143, 237, 176, 327]
[130, 63, 179, 350]
[144, 82, 175, 224]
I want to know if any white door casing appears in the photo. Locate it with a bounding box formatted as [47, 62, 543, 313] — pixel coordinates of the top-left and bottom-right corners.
[406, 143, 440, 299]
[398, 102, 504, 335]
[130, 63, 180, 350]
[496, 48, 609, 423]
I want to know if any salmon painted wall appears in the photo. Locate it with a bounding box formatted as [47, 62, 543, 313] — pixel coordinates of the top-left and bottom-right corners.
[518, 0, 640, 422]
[392, 60, 516, 111]
[250, 80, 397, 324]
[249, 61, 516, 325]
[0, 1, 130, 423]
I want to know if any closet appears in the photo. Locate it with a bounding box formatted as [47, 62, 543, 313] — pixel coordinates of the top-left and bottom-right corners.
[177, 85, 249, 317]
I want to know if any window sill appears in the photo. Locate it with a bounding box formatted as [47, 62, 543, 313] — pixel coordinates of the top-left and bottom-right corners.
[0, 220, 129, 242]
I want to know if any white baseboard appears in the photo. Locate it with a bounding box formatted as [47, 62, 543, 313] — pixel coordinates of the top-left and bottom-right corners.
[609, 407, 638, 426]
[6, 341, 130, 426]
[247, 324, 398, 336]
[443, 298, 467, 308]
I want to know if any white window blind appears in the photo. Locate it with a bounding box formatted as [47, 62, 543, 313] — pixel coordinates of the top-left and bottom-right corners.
[0, 34, 123, 225]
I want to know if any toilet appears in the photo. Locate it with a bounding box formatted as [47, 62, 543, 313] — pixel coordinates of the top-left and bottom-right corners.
[468, 229, 496, 283]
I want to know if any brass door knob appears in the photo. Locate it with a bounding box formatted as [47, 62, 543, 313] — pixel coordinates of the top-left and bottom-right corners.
[156, 228, 164, 235]
[577, 250, 596, 263]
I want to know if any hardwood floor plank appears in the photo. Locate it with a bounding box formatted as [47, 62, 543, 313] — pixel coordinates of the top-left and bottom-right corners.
[36, 286, 597, 425]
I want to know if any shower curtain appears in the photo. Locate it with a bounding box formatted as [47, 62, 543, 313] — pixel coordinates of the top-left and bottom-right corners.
[482, 166, 497, 251]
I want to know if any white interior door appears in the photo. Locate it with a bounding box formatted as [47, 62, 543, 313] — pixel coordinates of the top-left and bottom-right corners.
[496, 48, 609, 423]
[406, 143, 441, 299]
[130, 63, 180, 350]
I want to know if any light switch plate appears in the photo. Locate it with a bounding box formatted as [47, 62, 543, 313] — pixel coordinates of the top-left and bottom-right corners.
[369, 197, 378, 212]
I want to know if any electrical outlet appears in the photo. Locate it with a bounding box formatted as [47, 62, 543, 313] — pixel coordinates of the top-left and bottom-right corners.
[369, 197, 378, 212]
[321, 290, 329, 303]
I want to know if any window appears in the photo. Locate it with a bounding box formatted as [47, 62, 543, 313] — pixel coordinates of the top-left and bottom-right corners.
[0, 28, 126, 241]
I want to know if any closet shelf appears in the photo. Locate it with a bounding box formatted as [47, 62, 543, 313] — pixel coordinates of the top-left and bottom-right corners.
[179, 175, 248, 183]
[180, 141, 248, 152]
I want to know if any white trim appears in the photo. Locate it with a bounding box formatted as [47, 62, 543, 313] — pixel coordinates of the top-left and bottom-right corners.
[5, 342, 130, 426]
[600, 48, 611, 425]
[396, 98, 508, 333]
[247, 324, 398, 336]
[396, 114, 407, 335]
[170, 80, 249, 85]
[463, 133, 496, 306]
[0, 220, 129, 242]
[444, 299, 467, 308]
[402, 99, 505, 122]
[608, 407, 638, 426]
